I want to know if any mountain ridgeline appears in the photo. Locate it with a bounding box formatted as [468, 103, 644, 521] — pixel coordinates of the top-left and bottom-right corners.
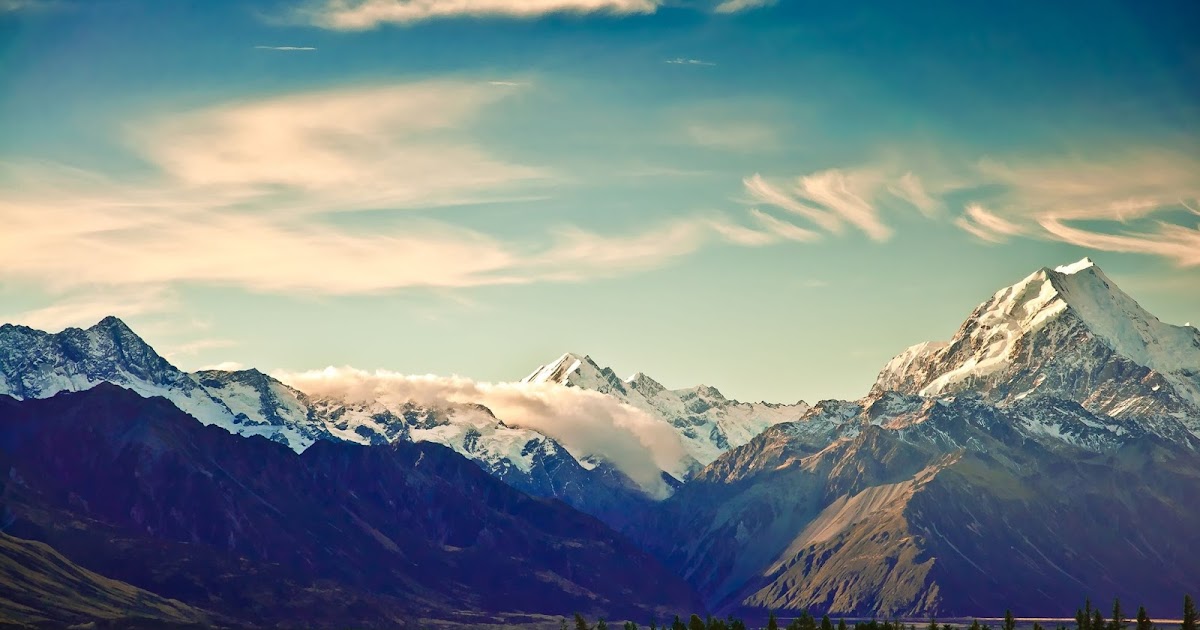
[0, 258, 1197, 624]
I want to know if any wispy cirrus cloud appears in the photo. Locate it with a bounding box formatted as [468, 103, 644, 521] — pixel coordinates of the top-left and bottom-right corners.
[297, 0, 660, 30]
[665, 57, 716, 66]
[954, 203, 1026, 243]
[254, 45, 317, 51]
[739, 148, 1200, 265]
[743, 169, 895, 241]
[0, 287, 179, 332]
[0, 78, 830, 326]
[959, 151, 1200, 264]
[713, 0, 775, 14]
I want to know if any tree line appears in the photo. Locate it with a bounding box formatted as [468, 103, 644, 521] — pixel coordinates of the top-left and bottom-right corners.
[566, 594, 1197, 630]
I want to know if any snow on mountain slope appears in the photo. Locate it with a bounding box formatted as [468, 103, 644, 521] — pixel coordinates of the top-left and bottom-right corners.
[873, 258, 1200, 435]
[0, 317, 245, 435]
[524, 352, 810, 471]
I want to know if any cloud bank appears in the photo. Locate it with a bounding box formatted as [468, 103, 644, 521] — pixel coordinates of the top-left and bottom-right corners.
[275, 367, 688, 496]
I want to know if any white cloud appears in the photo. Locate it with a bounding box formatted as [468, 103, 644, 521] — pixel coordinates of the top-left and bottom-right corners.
[1038, 216, 1200, 267]
[743, 169, 893, 241]
[967, 151, 1200, 265]
[887, 172, 941, 217]
[741, 149, 1200, 265]
[954, 203, 1026, 243]
[199, 361, 247, 372]
[0, 78, 836, 316]
[665, 58, 716, 66]
[275, 367, 688, 496]
[0, 287, 178, 332]
[713, 0, 774, 13]
[301, 0, 660, 30]
[254, 45, 317, 51]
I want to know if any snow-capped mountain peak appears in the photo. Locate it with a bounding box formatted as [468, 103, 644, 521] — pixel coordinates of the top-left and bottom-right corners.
[874, 259, 1200, 435]
[1054, 256, 1096, 275]
[522, 352, 809, 472]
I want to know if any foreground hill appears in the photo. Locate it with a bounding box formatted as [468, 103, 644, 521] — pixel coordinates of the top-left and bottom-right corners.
[0, 531, 208, 628]
[0, 384, 702, 627]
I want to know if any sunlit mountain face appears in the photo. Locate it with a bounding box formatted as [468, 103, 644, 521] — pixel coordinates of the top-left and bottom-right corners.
[1, 0, 1198, 626]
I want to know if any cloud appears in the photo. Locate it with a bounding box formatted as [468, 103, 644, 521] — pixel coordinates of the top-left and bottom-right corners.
[199, 361, 247, 372]
[965, 150, 1200, 265]
[665, 58, 716, 66]
[1038, 216, 1200, 267]
[300, 0, 660, 30]
[275, 367, 688, 496]
[0, 287, 178, 332]
[713, 0, 775, 13]
[743, 169, 894, 241]
[0, 78, 835, 316]
[741, 149, 1200, 265]
[887, 172, 941, 217]
[685, 122, 775, 152]
[254, 45, 317, 51]
[954, 203, 1026, 243]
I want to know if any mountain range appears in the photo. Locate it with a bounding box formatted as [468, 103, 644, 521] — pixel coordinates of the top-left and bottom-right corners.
[1, 257, 1197, 624]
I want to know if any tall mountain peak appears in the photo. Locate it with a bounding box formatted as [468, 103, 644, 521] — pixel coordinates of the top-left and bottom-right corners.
[874, 259, 1200, 434]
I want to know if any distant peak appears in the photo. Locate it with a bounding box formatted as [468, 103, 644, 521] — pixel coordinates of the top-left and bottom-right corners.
[1053, 257, 1097, 275]
[88, 316, 141, 340]
[522, 352, 596, 385]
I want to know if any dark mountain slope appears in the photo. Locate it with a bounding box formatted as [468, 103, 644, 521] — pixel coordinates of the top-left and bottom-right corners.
[0, 384, 702, 627]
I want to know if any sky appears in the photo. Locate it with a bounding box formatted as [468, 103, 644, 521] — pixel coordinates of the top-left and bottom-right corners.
[1, 0, 1198, 404]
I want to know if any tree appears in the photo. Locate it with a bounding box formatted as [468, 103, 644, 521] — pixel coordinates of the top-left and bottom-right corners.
[970, 620, 982, 630]
[1034, 623, 1044, 630]
[1094, 609, 1106, 630]
[1184, 595, 1197, 630]
[575, 613, 591, 630]
[1005, 610, 1017, 630]
[1135, 605, 1152, 630]
[1113, 599, 1126, 630]
[730, 617, 748, 630]
[822, 615, 834, 630]
[768, 613, 779, 630]
[928, 618, 938, 630]
[624, 622, 639, 630]
[672, 615, 686, 630]
[838, 620, 848, 630]
[689, 615, 705, 630]
[597, 619, 608, 630]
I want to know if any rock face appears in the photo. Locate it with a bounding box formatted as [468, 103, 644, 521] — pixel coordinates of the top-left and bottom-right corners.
[633, 259, 1200, 618]
[524, 352, 810, 476]
[0, 385, 704, 627]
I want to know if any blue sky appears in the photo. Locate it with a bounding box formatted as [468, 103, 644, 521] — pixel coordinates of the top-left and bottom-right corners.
[1, 0, 1198, 402]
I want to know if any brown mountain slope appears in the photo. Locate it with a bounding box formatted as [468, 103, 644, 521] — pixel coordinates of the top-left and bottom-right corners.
[0, 532, 208, 627]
